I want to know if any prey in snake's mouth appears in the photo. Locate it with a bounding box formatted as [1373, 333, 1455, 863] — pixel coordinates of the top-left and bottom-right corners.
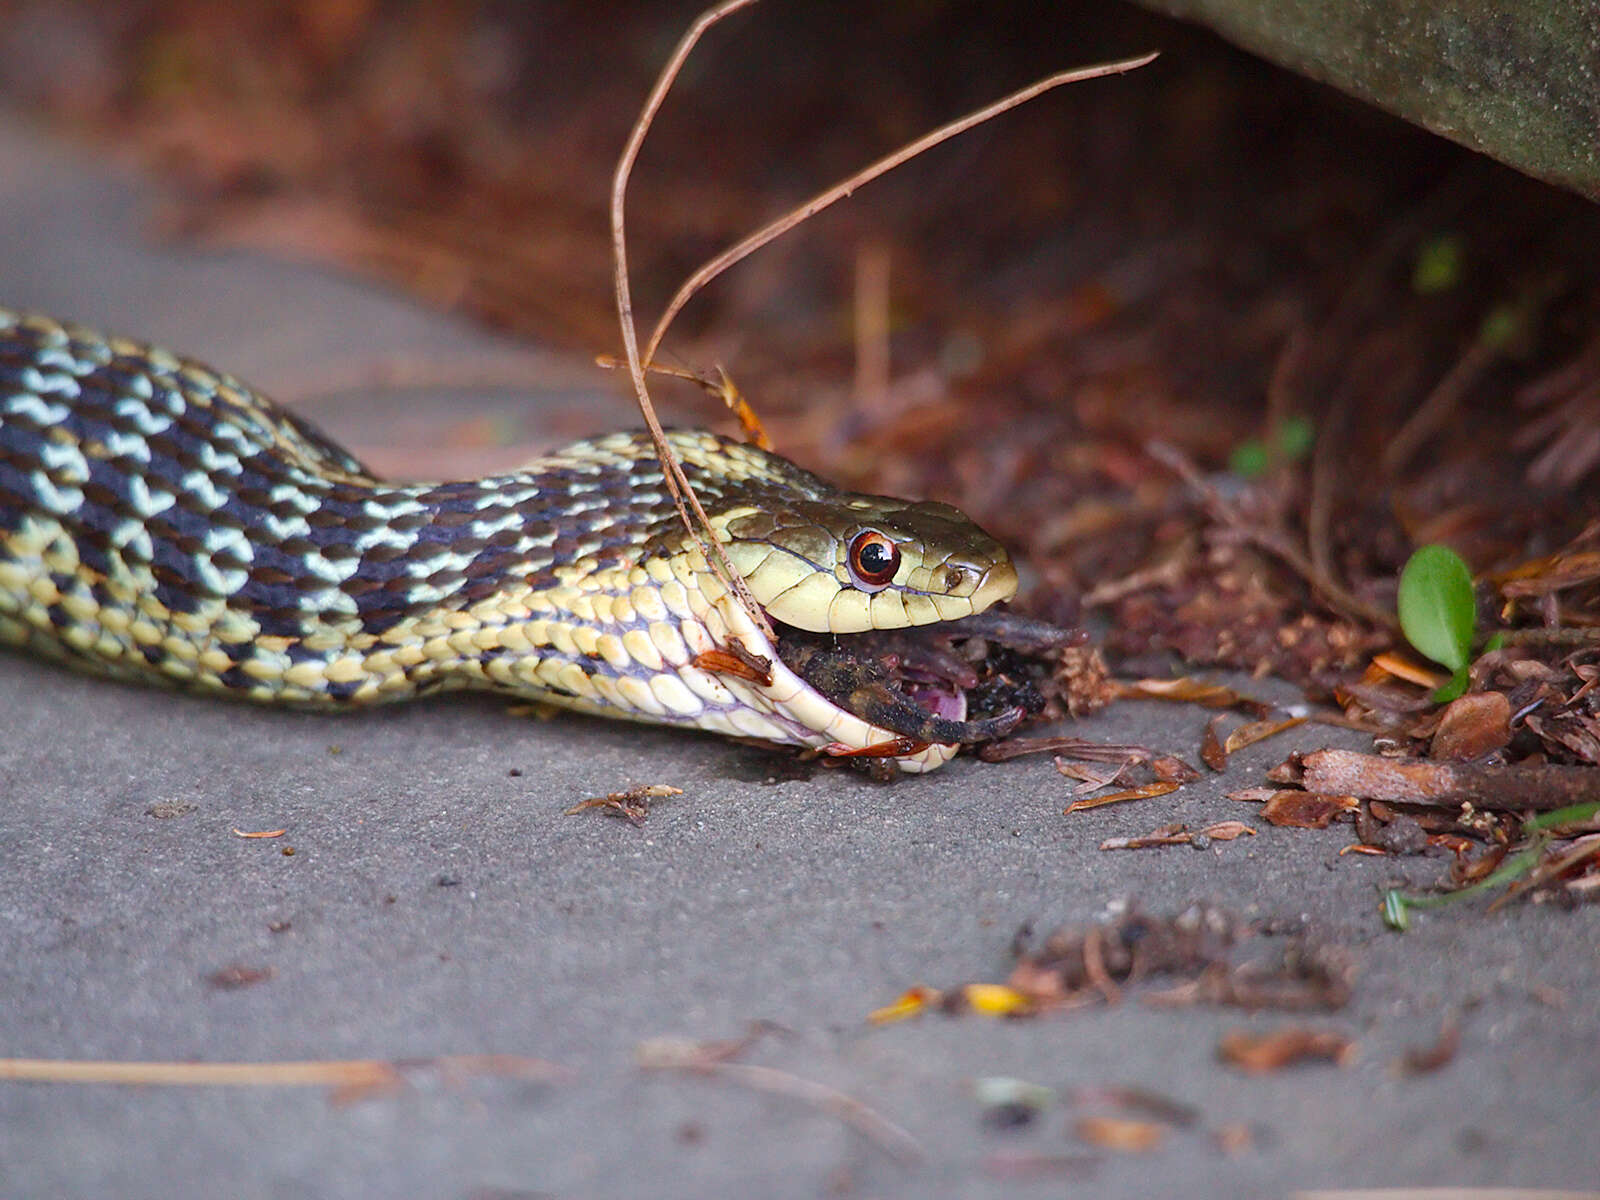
[772, 609, 1084, 756]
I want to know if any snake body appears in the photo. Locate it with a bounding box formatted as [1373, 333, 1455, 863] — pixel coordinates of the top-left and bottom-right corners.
[0, 309, 1019, 771]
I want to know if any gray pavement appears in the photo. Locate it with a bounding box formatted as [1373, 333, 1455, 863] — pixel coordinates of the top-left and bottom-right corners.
[1, 114, 1596, 1200]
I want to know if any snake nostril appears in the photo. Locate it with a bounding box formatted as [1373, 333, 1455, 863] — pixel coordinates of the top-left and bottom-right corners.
[944, 566, 966, 592]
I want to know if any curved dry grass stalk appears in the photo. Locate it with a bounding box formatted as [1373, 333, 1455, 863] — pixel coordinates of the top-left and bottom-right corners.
[611, 0, 770, 637]
[641, 50, 1160, 369]
[611, 1, 1158, 637]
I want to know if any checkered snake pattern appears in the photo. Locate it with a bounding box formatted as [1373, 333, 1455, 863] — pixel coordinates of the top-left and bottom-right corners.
[0, 309, 1018, 771]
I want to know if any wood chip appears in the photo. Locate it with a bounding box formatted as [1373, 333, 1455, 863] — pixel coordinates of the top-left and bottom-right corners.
[1073, 1115, 1166, 1153]
[1066, 781, 1179, 813]
[1217, 1027, 1355, 1073]
[1260, 791, 1359, 829]
[1430, 691, 1512, 761]
[1224, 715, 1307, 754]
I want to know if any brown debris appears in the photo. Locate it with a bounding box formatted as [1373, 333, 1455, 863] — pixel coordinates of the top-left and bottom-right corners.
[1429, 691, 1511, 761]
[1200, 715, 1228, 771]
[205, 965, 274, 990]
[1259, 790, 1358, 829]
[1112, 676, 1271, 716]
[1065, 781, 1179, 813]
[1393, 1014, 1461, 1075]
[1216, 1028, 1355, 1074]
[1051, 645, 1116, 718]
[1067, 1084, 1199, 1128]
[1099, 820, 1255, 851]
[1224, 715, 1308, 755]
[565, 784, 683, 826]
[1302, 749, 1600, 813]
[1073, 1115, 1166, 1153]
[1005, 906, 1238, 1005]
[980, 737, 1161, 765]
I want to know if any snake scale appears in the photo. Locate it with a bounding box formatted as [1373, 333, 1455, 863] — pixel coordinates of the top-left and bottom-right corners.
[0, 308, 1030, 772]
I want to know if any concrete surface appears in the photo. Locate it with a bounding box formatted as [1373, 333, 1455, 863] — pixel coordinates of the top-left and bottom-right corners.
[0, 114, 1596, 1200]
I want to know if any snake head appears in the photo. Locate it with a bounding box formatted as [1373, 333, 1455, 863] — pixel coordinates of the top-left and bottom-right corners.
[720, 494, 1018, 633]
[691, 470, 1038, 772]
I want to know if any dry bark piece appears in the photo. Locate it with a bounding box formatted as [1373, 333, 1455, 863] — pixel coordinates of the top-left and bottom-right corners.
[1430, 691, 1512, 761]
[1217, 1028, 1355, 1073]
[1100, 821, 1256, 850]
[1394, 1015, 1461, 1074]
[1224, 715, 1308, 755]
[1100, 823, 1191, 850]
[1073, 1116, 1166, 1153]
[1066, 781, 1179, 813]
[1260, 790, 1358, 829]
[1201, 715, 1228, 771]
[1266, 753, 1305, 784]
[1150, 755, 1201, 783]
[1227, 785, 1280, 803]
[1068, 1085, 1200, 1127]
[1302, 749, 1600, 812]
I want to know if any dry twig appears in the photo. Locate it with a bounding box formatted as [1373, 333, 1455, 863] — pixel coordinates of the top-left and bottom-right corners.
[611, 0, 1156, 642]
[637, 1037, 923, 1166]
[1146, 440, 1398, 630]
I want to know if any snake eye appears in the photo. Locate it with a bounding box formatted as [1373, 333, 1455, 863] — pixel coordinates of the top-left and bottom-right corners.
[847, 530, 901, 592]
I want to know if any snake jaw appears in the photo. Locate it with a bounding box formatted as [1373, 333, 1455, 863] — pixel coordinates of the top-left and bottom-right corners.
[688, 572, 1030, 773]
[692, 483, 1029, 771]
[734, 624, 968, 772]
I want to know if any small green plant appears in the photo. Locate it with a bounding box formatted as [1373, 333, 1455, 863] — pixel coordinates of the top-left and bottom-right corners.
[1412, 232, 1465, 295]
[1396, 544, 1484, 702]
[1228, 414, 1315, 479]
[1382, 802, 1600, 930]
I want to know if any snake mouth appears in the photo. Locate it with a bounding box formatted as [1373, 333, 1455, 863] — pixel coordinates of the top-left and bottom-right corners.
[770, 609, 1083, 752]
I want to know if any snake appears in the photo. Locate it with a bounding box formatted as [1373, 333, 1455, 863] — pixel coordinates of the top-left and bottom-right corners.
[0, 308, 1038, 772]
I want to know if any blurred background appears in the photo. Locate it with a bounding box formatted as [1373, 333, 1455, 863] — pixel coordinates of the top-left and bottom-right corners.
[2, 0, 1597, 685]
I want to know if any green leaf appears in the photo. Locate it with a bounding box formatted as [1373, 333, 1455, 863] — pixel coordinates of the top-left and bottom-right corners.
[1413, 233, 1464, 295]
[1398, 545, 1476, 672]
[1478, 302, 1524, 350]
[1382, 889, 1411, 931]
[1431, 665, 1470, 704]
[1228, 440, 1270, 479]
[1275, 414, 1315, 461]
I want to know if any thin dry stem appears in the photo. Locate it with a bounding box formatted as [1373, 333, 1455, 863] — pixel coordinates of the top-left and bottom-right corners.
[639, 1045, 924, 1167]
[641, 51, 1161, 367]
[614, 8, 1154, 648]
[0, 1055, 567, 1090]
[611, 0, 773, 638]
[1147, 440, 1399, 631]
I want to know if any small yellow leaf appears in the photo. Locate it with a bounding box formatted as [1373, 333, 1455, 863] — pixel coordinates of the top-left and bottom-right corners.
[867, 986, 940, 1025]
[962, 983, 1034, 1017]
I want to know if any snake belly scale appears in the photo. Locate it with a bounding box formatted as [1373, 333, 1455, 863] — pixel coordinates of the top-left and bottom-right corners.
[0, 309, 1018, 771]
